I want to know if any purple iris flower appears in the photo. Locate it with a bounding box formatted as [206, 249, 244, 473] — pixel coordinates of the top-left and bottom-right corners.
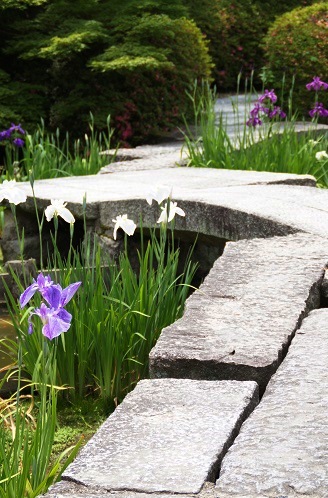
[13, 138, 24, 147]
[43, 281, 82, 310]
[21, 274, 81, 340]
[268, 106, 287, 119]
[0, 130, 12, 141]
[309, 102, 328, 118]
[250, 103, 264, 117]
[258, 89, 278, 104]
[9, 123, 26, 135]
[29, 303, 72, 340]
[20, 273, 55, 308]
[306, 77, 328, 92]
[246, 116, 262, 127]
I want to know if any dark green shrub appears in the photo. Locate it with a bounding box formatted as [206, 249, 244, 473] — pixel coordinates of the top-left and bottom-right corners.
[0, 0, 212, 145]
[263, 2, 328, 116]
[90, 14, 212, 144]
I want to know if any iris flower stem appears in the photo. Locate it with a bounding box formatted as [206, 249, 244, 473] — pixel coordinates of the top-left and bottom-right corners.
[10, 203, 24, 265]
[29, 175, 44, 270]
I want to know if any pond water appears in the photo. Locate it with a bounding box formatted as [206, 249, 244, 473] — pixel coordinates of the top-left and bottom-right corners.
[0, 313, 16, 371]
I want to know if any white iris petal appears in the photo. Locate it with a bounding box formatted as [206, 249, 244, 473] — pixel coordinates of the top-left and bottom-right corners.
[112, 214, 136, 240]
[146, 185, 172, 205]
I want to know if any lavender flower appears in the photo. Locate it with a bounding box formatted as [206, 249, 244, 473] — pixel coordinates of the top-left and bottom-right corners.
[20, 274, 81, 340]
[306, 77, 328, 92]
[258, 89, 278, 104]
[13, 138, 24, 147]
[268, 106, 286, 119]
[0, 130, 12, 141]
[9, 123, 26, 135]
[309, 102, 328, 118]
[246, 116, 262, 127]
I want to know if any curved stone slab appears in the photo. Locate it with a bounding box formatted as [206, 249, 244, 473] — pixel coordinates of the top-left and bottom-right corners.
[61, 379, 258, 494]
[149, 233, 328, 390]
[216, 309, 328, 497]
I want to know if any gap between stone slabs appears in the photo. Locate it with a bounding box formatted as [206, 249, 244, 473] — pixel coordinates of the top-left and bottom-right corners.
[45, 379, 258, 496]
[150, 232, 328, 393]
[215, 308, 328, 497]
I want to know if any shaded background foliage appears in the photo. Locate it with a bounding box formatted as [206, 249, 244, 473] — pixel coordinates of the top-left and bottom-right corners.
[0, 0, 327, 145]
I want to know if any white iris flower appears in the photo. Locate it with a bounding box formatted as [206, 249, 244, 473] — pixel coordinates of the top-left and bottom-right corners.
[0, 179, 27, 205]
[315, 151, 328, 161]
[45, 199, 75, 223]
[157, 201, 185, 224]
[112, 214, 136, 240]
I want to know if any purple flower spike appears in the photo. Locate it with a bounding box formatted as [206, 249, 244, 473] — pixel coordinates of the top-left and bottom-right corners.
[306, 77, 328, 92]
[258, 89, 278, 104]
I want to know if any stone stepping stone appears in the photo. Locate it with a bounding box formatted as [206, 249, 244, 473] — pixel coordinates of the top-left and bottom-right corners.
[216, 308, 328, 496]
[150, 233, 328, 391]
[55, 379, 258, 496]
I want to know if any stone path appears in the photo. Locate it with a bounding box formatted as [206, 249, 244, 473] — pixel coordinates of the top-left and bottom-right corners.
[6, 95, 327, 498]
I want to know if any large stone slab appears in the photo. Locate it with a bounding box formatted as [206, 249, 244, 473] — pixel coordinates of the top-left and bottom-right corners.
[216, 308, 328, 497]
[149, 233, 328, 390]
[61, 379, 258, 494]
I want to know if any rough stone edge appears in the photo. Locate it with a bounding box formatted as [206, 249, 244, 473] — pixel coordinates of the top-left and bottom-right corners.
[43, 381, 259, 497]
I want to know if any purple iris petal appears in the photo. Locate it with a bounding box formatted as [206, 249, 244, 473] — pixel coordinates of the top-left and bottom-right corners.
[20, 273, 55, 308]
[57, 308, 72, 323]
[20, 282, 39, 308]
[34, 303, 72, 340]
[43, 284, 62, 309]
[43, 315, 71, 340]
[60, 282, 82, 306]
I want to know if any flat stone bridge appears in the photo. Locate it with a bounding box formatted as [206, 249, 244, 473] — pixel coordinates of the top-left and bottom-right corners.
[6, 135, 328, 497]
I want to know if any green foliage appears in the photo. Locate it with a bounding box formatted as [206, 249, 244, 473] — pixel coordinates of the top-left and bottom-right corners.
[263, 3, 328, 115]
[183, 0, 267, 90]
[0, 0, 212, 144]
[5, 220, 197, 409]
[0, 115, 113, 180]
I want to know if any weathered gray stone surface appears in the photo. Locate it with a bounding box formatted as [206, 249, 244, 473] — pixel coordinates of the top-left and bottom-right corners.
[61, 379, 258, 494]
[150, 233, 328, 390]
[44, 480, 197, 497]
[216, 308, 328, 497]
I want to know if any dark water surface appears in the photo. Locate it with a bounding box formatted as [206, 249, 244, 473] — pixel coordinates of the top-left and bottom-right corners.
[0, 314, 16, 371]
